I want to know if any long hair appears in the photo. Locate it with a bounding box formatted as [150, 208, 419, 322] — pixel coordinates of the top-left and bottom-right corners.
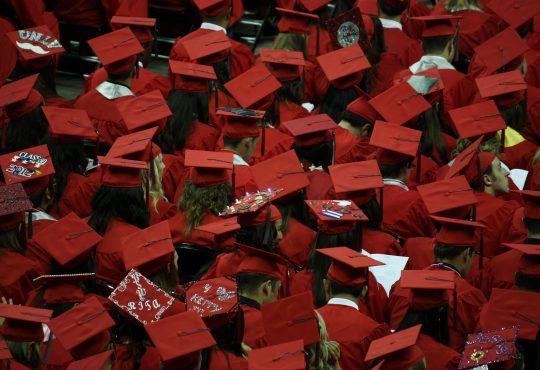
[360, 196, 383, 230]
[88, 185, 149, 235]
[178, 180, 232, 238]
[0, 227, 26, 255]
[444, 0, 483, 12]
[397, 305, 451, 346]
[419, 106, 448, 164]
[500, 98, 528, 133]
[361, 15, 387, 94]
[294, 140, 334, 170]
[273, 33, 309, 59]
[141, 154, 168, 213]
[2, 104, 48, 155]
[319, 85, 360, 123]
[235, 223, 278, 252]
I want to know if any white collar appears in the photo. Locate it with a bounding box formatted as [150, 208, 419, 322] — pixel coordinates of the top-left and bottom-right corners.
[409, 55, 456, 73]
[449, 5, 482, 12]
[327, 297, 359, 311]
[95, 81, 134, 100]
[379, 18, 403, 31]
[233, 153, 249, 166]
[383, 178, 409, 191]
[26, 210, 56, 223]
[200, 22, 227, 34]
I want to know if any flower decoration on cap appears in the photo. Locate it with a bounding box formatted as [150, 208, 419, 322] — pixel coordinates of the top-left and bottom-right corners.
[458, 326, 519, 369]
[219, 188, 282, 217]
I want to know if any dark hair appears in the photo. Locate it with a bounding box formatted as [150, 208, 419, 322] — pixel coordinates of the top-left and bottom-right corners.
[237, 272, 280, 296]
[360, 196, 383, 230]
[499, 99, 527, 133]
[293, 140, 334, 170]
[107, 67, 135, 82]
[2, 104, 48, 155]
[212, 57, 232, 87]
[341, 110, 373, 128]
[209, 310, 245, 357]
[523, 218, 540, 235]
[361, 16, 387, 94]
[319, 85, 360, 123]
[235, 223, 278, 252]
[469, 161, 494, 190]
[0, 227, 26, 255]
[378, 0, 408, 16]
[275, 190, 309, 233]
[397, 305, 451, 345]
[110, 318, 151, 370]
[421, 36, 453, 54]
[88, 185, 149, 235]
[276, 78, 304, 106]
[418, 106, 448, 164]
[379, 158, 413, 178]
[328, 280, 365, 297]
[434, 244, 473, 261]
[515, 272, 540, 293]
[223, 136, 244, 149]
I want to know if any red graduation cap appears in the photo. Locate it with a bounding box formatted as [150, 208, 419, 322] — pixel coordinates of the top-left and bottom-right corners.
[432, 216, 485, 247]
[184, 149, 233, 187]
[224, 63, 281, 109]
[486, 0, 540, 30]
[393, 67, 445, 106]
[6, 25, 64, 62]
[448, 100, 506, 140]
[260, 48, 305, 82]
[298, 0, 331, 12]
[326, 7, 371, 51]
[400, 270, 455, 311]
[236, 243, 288, 280]
[0, 183, 32, 232]
[185, 276, 238, 329]
[504, 243, 540, 277]
[106, 127, 159, 161]
[0, 74, 42, 122]
[521, 190, 540, 220]
[220, 188, 283, 227]
[145, 311, 216, 363]
[0, 341, 11, 361]
[120, 221, 175, 275]
[276, 7, 319, 34]
[364, 325, 425, 369]
[479, 288, 540, 341]
[192, 0, 232, 17]
[32, 212, 102, 268]
[317, 44, 371, 89]
[410, 15, 462, 38]
[115, 90, 172, 132]
[110, 16, 156, 44]
[194, 217, 240, 238]
[475, 70, 527, 108]
[87, 28, 143, 75]
[417, 176, 477, 215]
[444, 136, 483, 180]
[369, 121, 421, 165]
[368, 81, 432, 125]
[261, 291, 320, 346]
[357, 0, 379, 16]
[281, 114, 336, 148]
[329, 160, 383, 194]
[108, 269, 175, 325]
[42, 106, 98, 142]
[98, 155, 148, 188]
[346, 95, 379, 123]
[0, 144, 55, 186]
[459, 326, 519, 369]
[306, 199, 368, 234]
[180, 30, 232, 63]
[0, 304, 52, 342]
[249, 150, 309, 200]
[66, 350, 113, 370]
[317, 246, 383, 286]
[169, 60, 216, 92]
[248, 340, 305, 370]
[218, 107, 264, 139]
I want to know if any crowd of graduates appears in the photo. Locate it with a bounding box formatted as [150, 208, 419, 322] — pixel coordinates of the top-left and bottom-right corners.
[1, 0, 540, 368]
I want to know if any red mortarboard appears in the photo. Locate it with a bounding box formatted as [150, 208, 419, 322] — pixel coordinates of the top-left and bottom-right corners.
[186, 276, 238, 329]
[108, 269, 175, 325]
[0, 74, 42, 120]
[357, 0, 379, 16]
[317, 246, 383, 286]
[449, 100, 506, 140]
[224, 64, 281, 109]
[459, 326, 518, 369]
[503, 243, 540, 277]
[180, 30, 232, 63]
[298, 0, 331, 12]
[106, 127, 159, 161]
[365, 325, 424, 370]
[400, 270, 455, 311]
[220, 189, 283, 227]
[184, 149, 233, 187]
[249, 150, 309, 200]
[472, 28, 528, 76]
[444, 136, 483, 180]
[260, 48, 305, 82]
[110, 16, 156, 44]
[145, 311, 216, 362]
[0, 144, 55, 186]
[120, 221, 175, 275]
[261, 291, 320, 346]
[479, 288, 540, 341]
[475, 70, 527, 108]
[432, 216, 485, 247]
[66, 350, 113, 370]
[0, 183, 32, 232]
[521, 190, 540, 220]
[486, 0, 540, 30]
[115, 90, 172, 132]
[276, 7, 319, 34]
[368, 81, 432, 125]
[306, 199, 368, 234]
[328, 160, 382, 206]
[42, 106, 98, 142]
[248, 340, 305, 370]
[32, 212, 102, 267]
[218, 107, 264, 139]
[236, 243, 288, 280]
[192, 0, 232, 17]
[394, 68, 445, 106]
[462, 151, 496, 186]
[370, 121, 421, 165]
[0, 304, 52, 342]
[6, 26, 64, 61]
[47, 296, 115, 356]
[346, 95, 379, 123]
[281, 114, 336, 148]
[317, 44, 371, 89]
[194, 217, 240, 239]
[87, 28, 143, 75]
[410, 15, 462, 38]
[169, 60, 216, 92]
[98, 156, 147, 188]
[417, 176, 476, 215]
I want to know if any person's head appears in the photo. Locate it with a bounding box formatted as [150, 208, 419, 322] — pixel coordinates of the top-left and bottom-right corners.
[106, 64, 136, 86]
[306, 311, 341, 369]
[339, 110, 373, 138]
[324, 279, 367, 301]
[524, 217, 540, 238]
[444, 0, 482, 12]
[398, 305, 451, 345]
[223, 135, 259, 162]
[293, 140, 334, 170]
[319, 85, 361, 123]
[200, 5, 231, 27]
[378, 0, 409, 17]
[234, 219, 283, 252]
[236, 272, 281, 305]
[141, 153, 167, 213]
[499, 98, 528, 133]
[2, 103, 48, 155]
[379, 157, 414, 181]
[272, 33, 309, 59]
[482, 156, 510, 196]
[434, 244, 476, 276]
[422, 36, 455, 60]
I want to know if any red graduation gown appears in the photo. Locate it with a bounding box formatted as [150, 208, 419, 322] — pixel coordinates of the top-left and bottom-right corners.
[362, 227, 402, 256]
[168, 211, 230, 250]
[487, 249, 521, 294]
[209, 348, 248, 370]
[417, 333, 461, 370]
[149, 198, 176, 225]
[382, 27, 424, 69]
[54, 0, 110, 28]
[277, 217, 317, 268]
[161, 153, 185, 204]
[306, 25, 334, 62]
[40, 336, 74, 370]
[240, 303, 266, 350]
[277, 100, 310, 127]
[111, 343, 162, 370]
[318, 303, 390, 370]
[333, 127, 375, 165]
[305, 170, 336, 200]
[369, 51, 408, 97]
[248, 127, 294, 165]
[0, 250, 40, 305]
[452, 10, 502, 58]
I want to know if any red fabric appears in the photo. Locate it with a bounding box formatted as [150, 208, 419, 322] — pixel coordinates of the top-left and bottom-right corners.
[0, 250, 40, 305]
[230, 164, 258, 199]
[40, 336, 74, 370]
[202, 249, 245, 280]
[277, 101, 310, 128]
[382, 27, 424, 70]
[111, 342, 162, 370]
[334, 129, 376, 165]
[277, 217, 316, 268]
[437, 69, 477, 115]
[161, 153, 185, 203]
[184, 122, 220, 152]
[417, 333, 461, 370]
[523, 86, 540, 145]
[209, 348, 248, 369]
[407, 155, 440, 188]
[362, 228, 402, 256]
[318, 303, 390, 370]
[150, 198, 176, 225]
[487, 249, 522, 295]
[240, 304, 267, 350]
[55, 0, 107, 28]
[44, 96, 73, 108]
[306, 25, 333, 62]
[168, 211, 233, 250]
[401, 1, 430, 40]
[248, 127, 294, 165]
[26, 219, 57, 276]
[454, 10, 503, 58]
[369, 52, 408, 97]
[305, 170, 336, 200]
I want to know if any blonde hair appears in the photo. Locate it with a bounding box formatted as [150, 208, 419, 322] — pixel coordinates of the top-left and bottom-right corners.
[452, 136, 501, 159]
[273, 33, 309, 59]
[141, 154, 167, 213]
[306, 311, 341, 370]
[444, 0, 482, 12]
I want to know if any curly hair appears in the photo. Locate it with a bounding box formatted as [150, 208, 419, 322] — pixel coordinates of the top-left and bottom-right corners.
[452, 136, 501, 159]
[178, 180, 232, 238]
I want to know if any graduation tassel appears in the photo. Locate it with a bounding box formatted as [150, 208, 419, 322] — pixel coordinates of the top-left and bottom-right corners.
[262, 203, 273, 249]
[478, 229, 484, 292]
[452, 286, 457, 329]
[261, 122, 266, 156]
[27, 209, 33, 239]
[416, 146, 421, 184]
[379, 188, 384, 219]
[316, 27, 320, 57]
[231, 166, 236, 203]
[331, 129, 336, 166]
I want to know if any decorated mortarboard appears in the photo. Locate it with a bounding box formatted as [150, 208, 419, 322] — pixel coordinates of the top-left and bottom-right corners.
[448, 100, 506, 140]
[32, 212, 102, 268]
[432, 216, 485, 247]
[110, 16, 156, 44]
[218, 107, 264, 139]
[458, 326, 519, 369]
[317, 44, 371, 89]
[276, 7, 319, 34]
[472, 28, 528, 76]
[66, 350, 114, 370]
[305, 199, 368, 223]
[120, 221, 174, 275]
[115, 90, 172, 132]
[0, 304, 53, 342]
[87, 28, 143, 74]
[328, 160, 383, 194]
[368, 81, 432, 125]
[248, 340, 305, 370]
[220, 188, 283, 227]
[224, 64, 281, 109]
[108, 269, 175, 325]
[192, 0, 232, 17]
[42, 106, 98, 142]
[0, 183, 32, 232]
[364, 325, 424, 369]
[0, 144, 55, 185]
[180, 30, 232, 62]
[169, 60, 216, 92]
[249, 150, 309, 200]
[369, 121, 422, 164]
[185, 276, 238, 329]
[417, 176, 477, 215]
[317, 247, 384, 287]
[486, 0, 540, 30]
[520, 190, 540, 220]
[259, 49, 305, 82]
[281, 114, 336, 148]
[326, 7, 370, 51]
[261, 291, 320, 346]
[6, 26, 64, 61]
[410, 15, 462, 38]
